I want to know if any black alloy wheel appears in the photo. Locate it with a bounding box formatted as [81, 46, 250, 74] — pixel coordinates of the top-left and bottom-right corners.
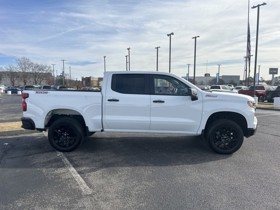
[48, 117, 85, 152]
[206, 119, 244, 154]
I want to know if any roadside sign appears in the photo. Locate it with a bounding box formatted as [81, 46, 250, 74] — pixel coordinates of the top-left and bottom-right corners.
[269, 68, 278, 75]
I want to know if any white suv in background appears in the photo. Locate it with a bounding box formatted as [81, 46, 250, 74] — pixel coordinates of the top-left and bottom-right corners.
[210, 85, 238, 93]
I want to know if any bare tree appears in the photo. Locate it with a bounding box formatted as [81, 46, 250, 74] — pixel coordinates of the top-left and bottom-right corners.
[16, 57, 33, 85]
[4, 65, 18, 87]
[31, 63, 52, 85]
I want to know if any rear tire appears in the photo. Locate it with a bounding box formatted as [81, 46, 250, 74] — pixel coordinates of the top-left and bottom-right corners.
[48, 117, 85, 152]
[206, 119, 244, 154]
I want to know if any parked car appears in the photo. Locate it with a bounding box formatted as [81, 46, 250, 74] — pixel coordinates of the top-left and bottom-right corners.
[24, 85, 36, 90]
[0, 85, 7, 93]
[21, 71, 257, 154]
[209, 85, 238, 93]
[5, 87, 21, 94]
[234, 86, 248, 91]
[41, 85, 53, 90]
[238, 85, 270, 102]
[266, 86, 280, 102]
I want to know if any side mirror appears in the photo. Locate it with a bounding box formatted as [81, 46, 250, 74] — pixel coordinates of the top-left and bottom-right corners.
[190, 88, 198, 101]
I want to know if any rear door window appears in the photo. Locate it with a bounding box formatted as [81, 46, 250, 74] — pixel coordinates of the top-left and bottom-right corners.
[111, 74, 147, 94]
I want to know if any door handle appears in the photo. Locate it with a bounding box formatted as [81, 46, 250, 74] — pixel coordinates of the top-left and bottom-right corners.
[108, 98, 119, 102]
[153, 100, 165, 103]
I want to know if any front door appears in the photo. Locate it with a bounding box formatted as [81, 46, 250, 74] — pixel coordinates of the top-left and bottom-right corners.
[150, 74, 202, 134]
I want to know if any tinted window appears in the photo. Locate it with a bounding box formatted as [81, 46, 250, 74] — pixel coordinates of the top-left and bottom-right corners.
[111, 74, 146, 94]
[210, 85, 220, 89]
[152, 75, 190, 96]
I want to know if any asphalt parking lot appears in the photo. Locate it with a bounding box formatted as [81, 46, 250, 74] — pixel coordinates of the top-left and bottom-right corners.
[1, 94, 280, 209]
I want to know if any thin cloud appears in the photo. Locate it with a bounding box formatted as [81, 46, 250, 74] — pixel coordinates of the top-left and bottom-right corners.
[0, 0, 279, 79]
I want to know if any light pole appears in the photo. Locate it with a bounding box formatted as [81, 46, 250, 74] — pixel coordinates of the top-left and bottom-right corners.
[155, 46, 160, 71]
[167, 32, 174, 73]
[252, 2, 266, 97]
[125, 55, 128, 71]
[192, 35, 199, 84]
[61, 59, 66, 86]
[51, 64, 55, 85]
[258, 65, 261, 84]
[103, 56, 106, 72]
[217, 64, 221, 84]
[187, 64, 191, 80]
[69, 66, 71, 87]
[127, 47, 130, 71]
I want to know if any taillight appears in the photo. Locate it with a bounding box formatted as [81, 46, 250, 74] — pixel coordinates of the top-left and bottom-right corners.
[22, 93, 29, 112]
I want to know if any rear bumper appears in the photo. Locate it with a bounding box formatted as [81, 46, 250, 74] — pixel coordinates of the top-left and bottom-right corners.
[21, 117, 35, 130]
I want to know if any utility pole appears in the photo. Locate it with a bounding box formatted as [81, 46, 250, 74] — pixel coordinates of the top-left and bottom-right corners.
[252, 2, 266, 98]
[61, 59, 66, 86]
[155, 46, 160, 71]
[192, 35, 199, 84]
[51, 64, 55, 85]
[167, 32, 174, 73]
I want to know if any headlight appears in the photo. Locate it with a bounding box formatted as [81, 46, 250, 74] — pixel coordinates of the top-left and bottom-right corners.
[247, 101, 256, 108]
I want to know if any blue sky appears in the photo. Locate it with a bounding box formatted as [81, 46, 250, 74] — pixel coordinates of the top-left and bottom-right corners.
[0, 0, 279, 80]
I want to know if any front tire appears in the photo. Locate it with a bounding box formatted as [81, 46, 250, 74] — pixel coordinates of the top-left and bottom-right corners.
[206, 119, 244, 154]
[48, 117, 85, 152]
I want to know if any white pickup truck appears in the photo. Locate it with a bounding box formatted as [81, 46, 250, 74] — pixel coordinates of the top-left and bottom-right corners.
[21, 71, 257, 154]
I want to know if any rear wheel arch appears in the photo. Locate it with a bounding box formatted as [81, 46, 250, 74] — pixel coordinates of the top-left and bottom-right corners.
[45, 109, 88, 134]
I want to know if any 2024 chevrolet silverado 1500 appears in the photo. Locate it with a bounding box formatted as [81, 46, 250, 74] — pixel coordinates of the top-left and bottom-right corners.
[21, 71, 257, 154]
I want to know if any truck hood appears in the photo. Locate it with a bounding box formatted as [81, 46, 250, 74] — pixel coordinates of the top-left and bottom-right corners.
[202, 90, 255, 102]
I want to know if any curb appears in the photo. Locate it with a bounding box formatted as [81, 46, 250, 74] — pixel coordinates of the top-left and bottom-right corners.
[0, 121, 38, 137]
[0, 129, 39, 137]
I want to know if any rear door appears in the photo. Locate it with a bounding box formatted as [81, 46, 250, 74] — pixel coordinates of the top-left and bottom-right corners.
[103, 73, 151, 131]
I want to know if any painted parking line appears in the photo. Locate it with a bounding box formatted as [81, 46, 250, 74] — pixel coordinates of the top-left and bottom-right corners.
[56, 152, 93, 195]
[42, 132, 92, 195]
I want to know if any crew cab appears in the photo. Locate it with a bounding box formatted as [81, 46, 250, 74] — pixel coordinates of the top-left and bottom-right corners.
[21, 71, 257, 154]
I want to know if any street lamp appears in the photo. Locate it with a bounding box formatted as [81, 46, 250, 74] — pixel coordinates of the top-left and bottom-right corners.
[192, 35, 199, 84]
[51, 64, 55, 85]
[127, 47, 130, 71]
[61, 59, 66, 86]
[217, 64, 221, 84]
[69, 66, 71, 87]
[155, 46, 160, 71]
[167, 32, 174, 73]
[187, 64, 191, 80]
[103, 56, 106, 72]
[252, 2, 266, 98]
[125, 55, 128, 71]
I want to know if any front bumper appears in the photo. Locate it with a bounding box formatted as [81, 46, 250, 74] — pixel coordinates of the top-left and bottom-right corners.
[245, 128, 257, 138]
[245, 116, 258, 138]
